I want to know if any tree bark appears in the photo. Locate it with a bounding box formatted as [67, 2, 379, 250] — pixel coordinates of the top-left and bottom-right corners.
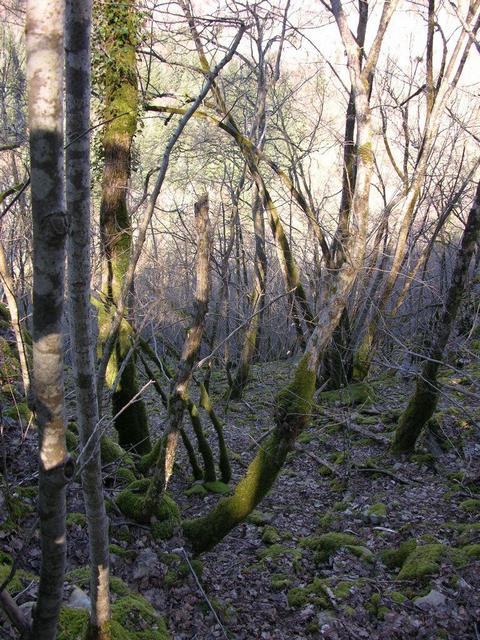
[144, 195, 212, 512]
[95, 0, 150, 455]
[65, 1, 112, 637]
[392, 181, 480, 453]
[26, 1, 72, 637]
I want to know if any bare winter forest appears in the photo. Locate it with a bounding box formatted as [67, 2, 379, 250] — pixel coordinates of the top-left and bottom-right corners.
[0, 0, 479, 638]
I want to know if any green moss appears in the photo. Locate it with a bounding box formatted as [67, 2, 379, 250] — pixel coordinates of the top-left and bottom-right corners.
[367, 503, 387, 519]
[274, 354, 316, 431]
[317, 513, 335, 531]
[203, 481, 230, 495]
[262, 525, 281, 545]
[397, 544, 450, 581]
[301, 532, 358, 562]
[411, 452, 436, 466]
[270, 573, 292, 590]
[256, 543, 302, 562]
[165, 559, 203, 586]
[319, 382, 374, 407]
[66, 430, 79, 453]
[461, 544, 480, 561]
[297, 431, 316, 444]
[287, 577, 330, 608]
[0, 564, 34, 593]
[460, 498, 480, 513]
[115, 479, 179, 537]
[116, 467, 137, 485]
[66, 512, 87, 527]
[333, 582, 353, 599]
[389, 590, 407, 604]
[184, 483, 208, 497]
[101, 436, 134, 466]
[66, 567, 130, 597]
[57, 607, 89, 640]
[381, 539, 417, 569]
[109, 544, 135, 559]
[137, 438, 162, 474]
[58, 589, 169, 639]
[5, 402, 32, 422]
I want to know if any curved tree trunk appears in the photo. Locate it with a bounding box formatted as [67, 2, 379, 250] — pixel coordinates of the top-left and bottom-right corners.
[65, 1, 111, 637]
[95, 0, 150, 454]
[392, 181, 480, 453]
[26, 2, 71, 637]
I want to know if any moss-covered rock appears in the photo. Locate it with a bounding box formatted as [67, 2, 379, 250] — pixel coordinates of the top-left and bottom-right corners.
[397, 544, 449, 581]
[115, 479, 180, 538]
[184, 483, 208, 497]
[319, 383, 375, 407]
[101, 435, 134, 466]
[301, 532, 359, 562]
[262, 525, 281, 545]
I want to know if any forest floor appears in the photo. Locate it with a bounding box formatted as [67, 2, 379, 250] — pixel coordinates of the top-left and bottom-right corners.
[1, 357, 480, 639]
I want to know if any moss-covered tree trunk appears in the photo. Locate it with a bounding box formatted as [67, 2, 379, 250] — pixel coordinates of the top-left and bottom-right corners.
[26, 2, 72, 637]
[392, 181, 480, 453]
[95, 0, 150, 454]
[144, 195, 212, 513]
[66, 1, 112, 637]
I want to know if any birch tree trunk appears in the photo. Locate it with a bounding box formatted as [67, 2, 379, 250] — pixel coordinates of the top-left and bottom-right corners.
[65, 1, 111, 637]
[392, 181, 480, 453]
[26, 1, 72, 637]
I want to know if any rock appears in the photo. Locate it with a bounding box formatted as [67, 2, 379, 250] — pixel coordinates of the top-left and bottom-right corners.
[67, 586, 91, 611]
[317, 610, 337, 627]
[414, 589, 447, 610]
[133, 547, 158, 580]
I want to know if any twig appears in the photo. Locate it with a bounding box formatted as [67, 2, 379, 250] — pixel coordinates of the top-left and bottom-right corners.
[177, 547, 229, 640]
[296, 445, 340, 476]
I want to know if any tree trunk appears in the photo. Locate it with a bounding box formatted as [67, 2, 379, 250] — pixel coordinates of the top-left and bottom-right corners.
[392, 181, 480, 453]
[0, 240, 30, 396]
[95, 0, 150, 455]
[65, 1, 112, 637]
[26, 1, 72, 637]
[144, 195, 212, 512]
